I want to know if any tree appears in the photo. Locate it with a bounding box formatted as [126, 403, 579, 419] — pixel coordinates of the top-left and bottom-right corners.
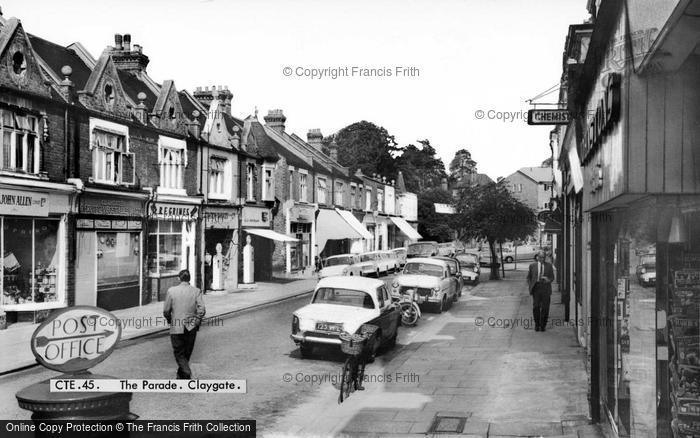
[395, 139, 447, 193]
[333, 121, 399, 177]
[417, 187, 454, 242]
[454, 181, 537, 279]
[449, 148, 477, 183]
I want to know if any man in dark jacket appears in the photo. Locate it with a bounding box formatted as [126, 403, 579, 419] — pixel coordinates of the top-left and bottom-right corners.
[526, 251, 555, 332]
[163, 269, 206, 379]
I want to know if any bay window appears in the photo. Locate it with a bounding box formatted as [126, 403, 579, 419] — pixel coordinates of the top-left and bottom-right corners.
[1, 109, 41, 174]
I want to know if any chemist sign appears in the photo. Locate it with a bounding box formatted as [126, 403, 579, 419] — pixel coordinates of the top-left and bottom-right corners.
[30, 306, 122, 373]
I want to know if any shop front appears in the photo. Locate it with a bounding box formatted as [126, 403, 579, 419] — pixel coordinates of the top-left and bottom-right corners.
[147, 201, 200, 301]
[389, 216, 422, 248]
[241, 206, 274, 282]
[287, 203, 315, 272]
[316, 208, 365, 259]
[75, 191, 146, 311]
[362, 214, 376, 252]
[202, 206, 239, 291]
[0, 184, 74, 323]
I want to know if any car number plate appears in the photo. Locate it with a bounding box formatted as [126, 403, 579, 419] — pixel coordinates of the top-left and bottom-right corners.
[316, 322, 342, 332]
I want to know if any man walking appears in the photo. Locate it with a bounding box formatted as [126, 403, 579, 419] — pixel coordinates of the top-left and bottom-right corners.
[163, 269, 206, 379]
[527, 251, 554, 332]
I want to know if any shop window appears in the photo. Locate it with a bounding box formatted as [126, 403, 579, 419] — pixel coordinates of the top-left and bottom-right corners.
[317, 177, 327, 204]
[335, 181, 344, 206]
[147, 220, 183, 276]
[246, 163, 256, 201]
[0, 109, 41, 174]
[208, 156, 228, 198]
[97, 232, 140, 286]
[2, 218, 61, 306]
[262, 165, 274, 201]
[92, 128, 133, 185]
[299, 173, 308, 202]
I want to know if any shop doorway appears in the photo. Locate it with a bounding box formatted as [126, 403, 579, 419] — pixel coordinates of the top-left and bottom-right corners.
[95, 232, 141, 311]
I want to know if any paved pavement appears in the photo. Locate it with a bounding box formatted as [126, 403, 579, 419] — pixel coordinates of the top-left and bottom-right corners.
[0, 278, 317, 375]
[267, 268, 606, 438]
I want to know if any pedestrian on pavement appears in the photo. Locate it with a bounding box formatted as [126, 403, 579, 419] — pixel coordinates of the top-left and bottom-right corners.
[526, 251, 554, 332]
[163, 269, 206, 379]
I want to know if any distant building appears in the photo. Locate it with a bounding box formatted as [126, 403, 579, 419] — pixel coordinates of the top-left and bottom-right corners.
[504, 166, 554, 212]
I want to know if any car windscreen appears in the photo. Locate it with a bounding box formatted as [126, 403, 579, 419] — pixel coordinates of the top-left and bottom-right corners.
[312, 287, 375, 309]
[642, 263, 656, 271]
[456, 255, 477, 266]
[407, 244, 435, 255]
[325, 257, 353, 266]
[360, 254, 378, 262]
[403, 263, 443, 277]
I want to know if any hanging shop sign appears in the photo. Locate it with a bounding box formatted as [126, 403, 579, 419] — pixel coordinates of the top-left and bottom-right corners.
[242, 206, 270, 228]
[149, 202, 199, 221]
[205, 207, 239, 229]
[0, 189, 49, 217]
[79, 195, 142, 218]
[580, 73, 621, 164]
[30, 306, 122, 373]
[527, 109, 571, 125]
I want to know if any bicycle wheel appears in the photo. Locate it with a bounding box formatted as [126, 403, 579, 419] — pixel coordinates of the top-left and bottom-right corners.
[339, 357, 354, 403]
[355, 358, 367, 391]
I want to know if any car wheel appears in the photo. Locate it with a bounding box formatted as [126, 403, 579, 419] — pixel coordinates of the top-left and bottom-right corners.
[299, 343, 313, 358]
[349, 272, 354, 276]
[505, 256, 514, 263]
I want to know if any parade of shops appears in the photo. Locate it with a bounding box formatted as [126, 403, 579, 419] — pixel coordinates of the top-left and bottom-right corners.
[0, 18, 419, 327]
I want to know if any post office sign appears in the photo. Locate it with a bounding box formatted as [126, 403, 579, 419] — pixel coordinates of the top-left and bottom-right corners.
[30, 306, 122, 373]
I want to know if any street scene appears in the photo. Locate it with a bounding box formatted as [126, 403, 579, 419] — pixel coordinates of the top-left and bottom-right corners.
[0, 0, 698, 437]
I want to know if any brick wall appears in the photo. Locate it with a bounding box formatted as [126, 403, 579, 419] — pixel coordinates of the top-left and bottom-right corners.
[271, 156, 289, 272]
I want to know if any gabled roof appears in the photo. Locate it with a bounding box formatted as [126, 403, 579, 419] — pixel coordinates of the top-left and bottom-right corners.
[517, 167, 552, 183]
[260, 125, 315, 169]
[178, 90, 206, 126]
[83, 49, 113, 95]
[118, 70, 157, 108]
[153, 79, 176, 114]
[28, 34, 92, 89]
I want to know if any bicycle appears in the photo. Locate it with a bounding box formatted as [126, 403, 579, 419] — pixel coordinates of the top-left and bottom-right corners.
[338, 324, 378, 404]
[392, 288, 421, 327]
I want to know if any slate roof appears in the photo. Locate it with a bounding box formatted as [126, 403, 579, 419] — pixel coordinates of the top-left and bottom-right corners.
[28, 33, 92, 89]
[517, 166, 552, 183]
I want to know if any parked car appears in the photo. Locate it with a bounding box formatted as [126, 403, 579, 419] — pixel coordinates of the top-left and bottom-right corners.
[379, 250, 400, 273]
[455, 252, 480, 284]
[432, 255, 464, 298]
[390, 247, 408, 267]
[437, 242, 457, 257]
[290, 276, 400, 358]
[407, 241, 439, 259]
[319, 254, 361, 278]
[391, 258, 459, 313]
[350, 251, 393, 277]
[635, 254, 656, 287]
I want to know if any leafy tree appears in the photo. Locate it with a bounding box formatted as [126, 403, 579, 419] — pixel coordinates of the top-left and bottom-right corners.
[333, 121, 399, 177]
[449, 148, 477, 183]
[454, 181, 537, 279]
[395, 139, 447, 193]
[417, 187, 454, 242]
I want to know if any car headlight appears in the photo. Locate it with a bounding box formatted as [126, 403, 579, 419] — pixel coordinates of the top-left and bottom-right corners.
[641, 268, 646, 274]
[292, 315, 300, 334]
[432, 286, 440, 296]
[392, 281, 399, 288]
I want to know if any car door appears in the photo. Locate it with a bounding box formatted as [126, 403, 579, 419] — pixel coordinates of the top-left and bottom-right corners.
[453, 260, 463, 291]
[368, 286, 390, 338]
[378, 285, 399, 338]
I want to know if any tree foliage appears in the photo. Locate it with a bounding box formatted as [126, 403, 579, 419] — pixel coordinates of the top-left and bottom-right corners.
[448, 148, 477, 182]
[394, 139, 447, 193]
[453, 181, 537, 279]
[417, 187, 454, 242]
[333, 121, 399, 177]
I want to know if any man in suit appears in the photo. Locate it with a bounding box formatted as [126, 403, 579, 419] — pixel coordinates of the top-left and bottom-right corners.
[163, 269, 206, 379]
[526, 250, 554, 332]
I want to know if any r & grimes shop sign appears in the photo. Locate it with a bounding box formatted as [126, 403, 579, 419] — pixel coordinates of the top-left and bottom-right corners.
[580, 73, 621, 164]
[149, 202, 199, 221]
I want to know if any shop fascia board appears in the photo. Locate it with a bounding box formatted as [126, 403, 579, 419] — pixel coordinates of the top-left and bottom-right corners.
[0, 176, 80, 193]
[154, 193, 204, 204]
[82, 186, 150, 199]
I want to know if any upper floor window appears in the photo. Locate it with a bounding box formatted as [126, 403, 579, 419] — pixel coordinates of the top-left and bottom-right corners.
[208, 156, 228, 198]
[317, 177, 328, 205]
[288, 169, 294, 200]
[365, 188, 372, 211]
[350, 184, 356, 207]
[334, 181, 344, 206]
[514, 183, 522, 193]
[377, 189, 384, 212]
[543, 184, 551, 191]
[1, 110, 40, 174]
[262, 165, 274, 201]
[158, 136, 187, 193]
[299, 173, 308, 202]
[246, 163, 256, 201]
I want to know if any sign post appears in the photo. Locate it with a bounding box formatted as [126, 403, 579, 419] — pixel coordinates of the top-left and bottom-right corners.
[16, 306, 138, 420]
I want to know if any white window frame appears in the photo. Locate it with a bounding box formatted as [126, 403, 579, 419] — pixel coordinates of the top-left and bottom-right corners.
[365, 187, 372, 211]
[89, 118, 132, 186]
[288, 166, 295, 200]
[1, 109, 41, 175]
[208, 155, 230, 200]
[246, 162, 256, 202]
[299, 170, 308, 202]
[262, 164, 275, 202]
[350, 183, 357, 208]
[377, 189, 384, 213]
[158, 135, 187, 195]
[317, 177, 327, 205]
[334, 180, 344, 206]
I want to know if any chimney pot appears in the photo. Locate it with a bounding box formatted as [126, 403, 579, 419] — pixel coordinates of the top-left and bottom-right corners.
[114, 34, 123, 50]
[123, 34, 131, 51]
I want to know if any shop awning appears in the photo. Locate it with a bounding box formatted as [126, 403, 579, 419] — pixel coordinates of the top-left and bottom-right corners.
[316, 209, 364, 253]
[245, 228, 298, 242]
[389, 216, 422, 240]
[335, 208, 373, 240]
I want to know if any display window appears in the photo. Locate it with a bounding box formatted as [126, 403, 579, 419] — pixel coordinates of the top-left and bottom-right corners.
[97, 232, 140, 286]
[2, 217, 61, 306]
[148, 220, 184, 276]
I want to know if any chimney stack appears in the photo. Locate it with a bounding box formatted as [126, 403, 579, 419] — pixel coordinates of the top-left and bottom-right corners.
[123, 34, 131, 51]
[264, 109, 286, 133]
[110, 33, 149, 74]
[114, 34, 123, 50]
[192, 85, 233, 115]
[307, 129, 323, 151]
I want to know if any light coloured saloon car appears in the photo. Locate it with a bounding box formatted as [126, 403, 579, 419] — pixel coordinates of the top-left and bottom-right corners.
[319, 254, 361, 278]
[455, 252, 480, 285]
[391, 258, 459, 313]
[290, 276, 401, 358]
[351, 251, 394, 277]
